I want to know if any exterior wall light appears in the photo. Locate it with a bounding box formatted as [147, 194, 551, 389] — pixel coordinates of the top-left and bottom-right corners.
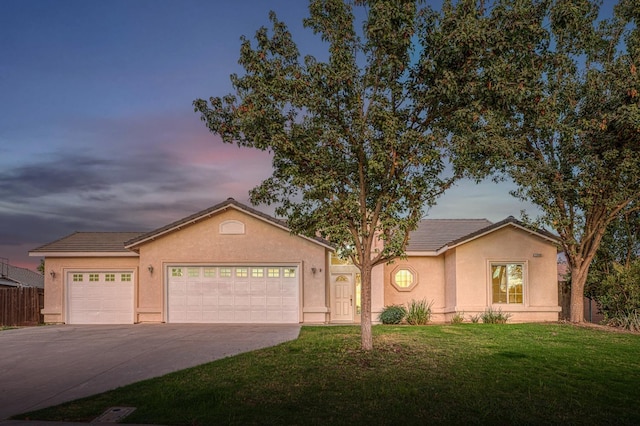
[148, 265, 154, 274]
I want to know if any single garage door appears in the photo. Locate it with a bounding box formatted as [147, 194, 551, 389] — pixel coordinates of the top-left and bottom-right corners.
[167, 266, 299, 323]
[67, 271, 135, 324]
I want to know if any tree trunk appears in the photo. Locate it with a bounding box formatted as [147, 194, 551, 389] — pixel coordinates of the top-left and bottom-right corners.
[569, 264, 587, 323]
[360, 263, 373, 351]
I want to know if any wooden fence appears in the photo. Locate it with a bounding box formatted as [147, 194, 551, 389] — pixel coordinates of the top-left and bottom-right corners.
[558, 281, 605, 324]
[0, 287, 44, 326]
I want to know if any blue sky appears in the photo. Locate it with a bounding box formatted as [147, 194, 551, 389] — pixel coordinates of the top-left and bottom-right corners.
[1, 0, 542, 270]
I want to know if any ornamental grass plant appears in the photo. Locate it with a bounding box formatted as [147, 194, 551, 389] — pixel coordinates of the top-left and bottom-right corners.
[405, 299, 433, 325]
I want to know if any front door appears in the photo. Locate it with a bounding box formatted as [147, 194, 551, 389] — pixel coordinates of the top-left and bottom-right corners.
[332, 274, 353, 322]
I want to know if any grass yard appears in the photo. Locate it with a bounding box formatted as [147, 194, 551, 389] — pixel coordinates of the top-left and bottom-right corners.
[17, 323, 640, 425]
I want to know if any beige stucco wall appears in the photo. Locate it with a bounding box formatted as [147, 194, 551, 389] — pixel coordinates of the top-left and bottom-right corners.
[381, 226, 560, 324]
[135, 208, 330, 323]
[451, 227, 560, 322]
[384, 256, 447, 322]
[41, 256, 139, 323]
[444, 250, 456, 313]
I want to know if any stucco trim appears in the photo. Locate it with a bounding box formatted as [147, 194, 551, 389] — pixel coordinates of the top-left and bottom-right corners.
[219, 219, 245, 234]
[405, 250, 439, 257]
[390, 264, 419, 292]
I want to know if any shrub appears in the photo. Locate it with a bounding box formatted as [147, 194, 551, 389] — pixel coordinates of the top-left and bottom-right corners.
[610, 310, 640, 332]
[451, 311, 465, 324]
[378, 305, 407, 324]
[590, 260, 640, 332]
[405, 299, 434, 325]
[481, 307, 512, 324]
[469, 314, 481, 324]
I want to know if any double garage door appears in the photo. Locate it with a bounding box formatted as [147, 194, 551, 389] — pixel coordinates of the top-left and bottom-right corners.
[66, 265, 300, 324]
[167, 265, 299, 324]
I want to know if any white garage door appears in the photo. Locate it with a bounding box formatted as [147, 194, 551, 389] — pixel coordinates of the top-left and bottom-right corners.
[67, 271, 134, 324]
[167, 266, 299, 323]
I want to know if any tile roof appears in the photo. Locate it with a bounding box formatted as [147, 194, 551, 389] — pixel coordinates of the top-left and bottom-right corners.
[124, 198, 333, 250]
[406, 219, 493, 251]
[28, 199, 558, 257]
[407, 216, 559, 253]
[30, 232, 145, 254]
[448, 216, 559, 247]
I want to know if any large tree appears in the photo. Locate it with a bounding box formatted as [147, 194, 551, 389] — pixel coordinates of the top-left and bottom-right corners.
[194, 0, 480, 349]
[447, 0, 640, 322]
[588, 208, 640, 281]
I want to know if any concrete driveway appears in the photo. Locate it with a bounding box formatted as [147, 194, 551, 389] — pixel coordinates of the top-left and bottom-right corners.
[0, 324, 300, 420]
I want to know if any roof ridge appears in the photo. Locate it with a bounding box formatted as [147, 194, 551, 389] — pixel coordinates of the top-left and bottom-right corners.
[71, 231, 146, 234]
[421, 218, 491, 221]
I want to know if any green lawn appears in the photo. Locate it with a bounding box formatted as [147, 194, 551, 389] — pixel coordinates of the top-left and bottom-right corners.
[17, 323, 640, 425]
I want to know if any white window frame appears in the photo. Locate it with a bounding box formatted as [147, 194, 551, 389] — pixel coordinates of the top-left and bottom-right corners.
[488, 261, 528, 306]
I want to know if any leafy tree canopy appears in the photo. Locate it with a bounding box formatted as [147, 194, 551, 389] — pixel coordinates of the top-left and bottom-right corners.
[194, 0, 485, 349]
[442, 0, 640, 322]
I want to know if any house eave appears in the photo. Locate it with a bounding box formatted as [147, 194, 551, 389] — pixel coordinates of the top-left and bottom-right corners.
[405, 250, 441, 257]
[446, 222, 560, 250]
[29, 251, 138, 258]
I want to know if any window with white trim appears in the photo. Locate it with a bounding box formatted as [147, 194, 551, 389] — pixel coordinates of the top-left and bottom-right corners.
[121, 273, 132, 282]
[105, 273, 115, 282]
[204, 268, 216, 278]
[236, 268, 248, 278]
[188, 268, 200, 278]
[89, 273, 99, 282]
[172, 268, 183, 277]
[251, 268, 264, 278]
[73, 274, 83, 282]
[220, 268, 232, 278]
[491, 263, 524, 304]
[284, 268, 296, 278]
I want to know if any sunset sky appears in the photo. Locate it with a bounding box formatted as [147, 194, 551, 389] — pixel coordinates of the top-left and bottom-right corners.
[1, 0, 548, 270]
